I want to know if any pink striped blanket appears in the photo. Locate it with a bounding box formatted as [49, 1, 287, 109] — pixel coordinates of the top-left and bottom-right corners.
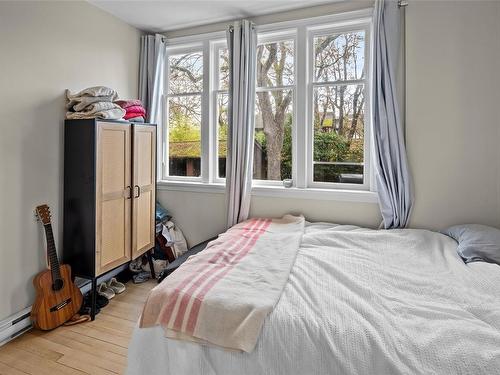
[139, 215, 305, 352]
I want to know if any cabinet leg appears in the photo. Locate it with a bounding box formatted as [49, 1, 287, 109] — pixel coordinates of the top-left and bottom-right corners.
[90, 278, 97, 321]
[147, 250, 155, 280]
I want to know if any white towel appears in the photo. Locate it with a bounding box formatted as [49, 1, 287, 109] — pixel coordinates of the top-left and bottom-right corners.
[77, 101, 118, 113]
[66, 86, 118, 110]
[65, 107, 125, 120]
[65, 86, 124, 120]
[68, 95, 117, 111]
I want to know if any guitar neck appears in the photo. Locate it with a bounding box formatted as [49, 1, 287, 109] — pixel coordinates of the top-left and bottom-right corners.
[43, 223, 61, 280]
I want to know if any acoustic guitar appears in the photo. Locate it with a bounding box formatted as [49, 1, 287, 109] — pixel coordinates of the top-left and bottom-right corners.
[31, 204, 83, 330]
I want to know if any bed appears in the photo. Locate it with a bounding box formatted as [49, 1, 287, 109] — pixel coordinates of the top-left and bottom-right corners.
[127, 222, 500, 374]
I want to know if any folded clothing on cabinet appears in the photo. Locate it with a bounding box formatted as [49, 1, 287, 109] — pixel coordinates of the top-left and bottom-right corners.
[127, 116, 145, 123]
[66, 86, 125, 120]
[68, 95, 117, 112]
[66, 107, 125, 120]
[116, 99, 147, 122]
[115, 99, 143, 109]
[124, 112, 146, 120]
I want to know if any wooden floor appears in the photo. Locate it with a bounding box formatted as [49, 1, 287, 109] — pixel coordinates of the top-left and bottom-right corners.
[0, 280, 155, 375]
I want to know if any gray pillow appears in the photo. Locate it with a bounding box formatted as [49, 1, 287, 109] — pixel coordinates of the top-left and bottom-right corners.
[442, 224, 500, 265]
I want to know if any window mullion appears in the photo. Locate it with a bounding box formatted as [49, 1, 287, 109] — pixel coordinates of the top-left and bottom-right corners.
[201, 41, 211, 183]
[294, 25, 308, 189]
[255, 85, 295, 92]
[167, 92, 203, 98]
[161, 94, 168, 179]
[212, 45, 223, 182]
[163, 57, 171, 180]
[311, 79, 365, 87]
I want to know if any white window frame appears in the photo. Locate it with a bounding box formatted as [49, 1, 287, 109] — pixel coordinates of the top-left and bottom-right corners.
[253, 30, 297, 187]
[164, 42, 206, 182]
[211, 39, 229, 184]
[158, 9, 378, 203]
[307, 22, 372, 191]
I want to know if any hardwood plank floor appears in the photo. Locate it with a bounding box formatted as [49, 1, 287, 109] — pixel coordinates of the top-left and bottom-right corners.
[0, 280, 155, 375]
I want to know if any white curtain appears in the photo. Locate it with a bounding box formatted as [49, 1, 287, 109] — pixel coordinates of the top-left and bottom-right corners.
[139, 34, 166, 124]
[373, 0, 414, 228]
[225, 20, 257, 228]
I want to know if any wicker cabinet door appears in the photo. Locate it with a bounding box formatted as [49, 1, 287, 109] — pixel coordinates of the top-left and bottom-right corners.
[131, 125, 156, 259]
[95, 122, 132, 276]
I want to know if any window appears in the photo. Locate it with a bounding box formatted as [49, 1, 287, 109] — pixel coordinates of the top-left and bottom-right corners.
[254, 38, 294, 181]
[162, 12, 372, 196]
[215, 46, 229, 179]
[167, 50, 203, 178]
[311, 31, 367, 185]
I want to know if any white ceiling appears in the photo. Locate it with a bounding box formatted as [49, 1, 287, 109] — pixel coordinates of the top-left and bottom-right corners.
[89, 0, 340, 32]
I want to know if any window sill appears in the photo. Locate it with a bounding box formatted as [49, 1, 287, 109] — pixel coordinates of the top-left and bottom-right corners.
[251, 185, 378, 203]
[157, 180, 379, 203]
[157, 180, 226, 194]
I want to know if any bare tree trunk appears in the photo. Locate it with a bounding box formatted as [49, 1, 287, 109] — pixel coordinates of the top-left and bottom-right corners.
[347, 85, 364, 143]
[256, 43, 290, 180]
[314, 95, 320, 129]
[338, 85, 345, 135]
[264, 120, 284, 180]
[319, 92, 328, 128]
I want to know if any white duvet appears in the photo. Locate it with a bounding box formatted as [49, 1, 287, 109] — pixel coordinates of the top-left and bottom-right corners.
[127, 223, 500, 375]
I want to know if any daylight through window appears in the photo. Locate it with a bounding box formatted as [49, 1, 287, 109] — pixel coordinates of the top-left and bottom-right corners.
[167, 51, 203, 177]
[163, 17, 371, 191]
[312, 31, 366, 185]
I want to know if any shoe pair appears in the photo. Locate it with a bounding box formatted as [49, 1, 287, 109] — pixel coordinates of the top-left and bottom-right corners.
[97, 278, 126, 300]
[79, 292, 107, 316]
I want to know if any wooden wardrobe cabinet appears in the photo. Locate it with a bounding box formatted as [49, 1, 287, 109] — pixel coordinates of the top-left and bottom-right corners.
[63, 119, 156, 300]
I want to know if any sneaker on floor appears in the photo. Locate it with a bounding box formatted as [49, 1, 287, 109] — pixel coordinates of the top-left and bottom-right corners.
[107, 278, 126, 294]
[95, 292, 109, 308]
[133, 271, 151, 284]
[98, 283, 115, 300]
[80, 292, 108, 314]
[79, 294, 101, 315]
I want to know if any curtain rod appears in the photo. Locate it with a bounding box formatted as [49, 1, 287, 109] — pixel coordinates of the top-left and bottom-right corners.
[398, 0, 408, 7]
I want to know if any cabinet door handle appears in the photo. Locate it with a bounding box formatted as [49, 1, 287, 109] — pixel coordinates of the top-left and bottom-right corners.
[125, 186, 132, 199]
[134, 185, 141, 198]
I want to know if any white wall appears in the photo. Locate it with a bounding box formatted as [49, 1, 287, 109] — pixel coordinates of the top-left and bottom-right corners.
[406, 0, 500, 230]
[157, 189, 381, 247]
[0, 1, 141, 321]
[157, 190, 227, 247]
[158, 0, 500, 247]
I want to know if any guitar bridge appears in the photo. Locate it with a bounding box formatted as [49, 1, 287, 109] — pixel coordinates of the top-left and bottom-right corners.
[50, 298, 72, 312]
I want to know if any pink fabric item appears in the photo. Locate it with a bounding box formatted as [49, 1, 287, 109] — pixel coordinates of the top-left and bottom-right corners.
[115, 99, 143, 109]
[125, 105, 146, 115]
[153, 219, 263, 332]
[139, 215, 305, 352]
[124, 112, 145, 120]
[170, 219, 269, 333]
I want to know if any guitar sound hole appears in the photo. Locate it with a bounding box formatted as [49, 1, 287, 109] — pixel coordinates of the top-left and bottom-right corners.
[52, 278, 64, 291]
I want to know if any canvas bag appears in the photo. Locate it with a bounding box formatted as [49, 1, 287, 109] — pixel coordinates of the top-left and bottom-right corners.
[164, 221, 188, 257]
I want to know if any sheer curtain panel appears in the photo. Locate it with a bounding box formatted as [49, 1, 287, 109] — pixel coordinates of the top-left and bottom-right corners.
[139, 34, 166, 125]
[373, 0, 414, 228]
[225, 20, 257, 228]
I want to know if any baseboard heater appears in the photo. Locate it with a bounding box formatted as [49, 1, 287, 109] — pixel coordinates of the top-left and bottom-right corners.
[0, 307, 32, 346]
